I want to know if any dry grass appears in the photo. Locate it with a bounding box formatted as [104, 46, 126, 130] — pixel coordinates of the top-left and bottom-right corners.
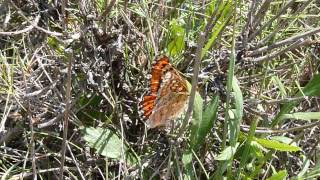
[0, 0, 320, 179]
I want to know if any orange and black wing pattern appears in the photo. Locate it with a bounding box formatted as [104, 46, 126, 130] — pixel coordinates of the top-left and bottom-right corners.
[140, 55, 170, 119]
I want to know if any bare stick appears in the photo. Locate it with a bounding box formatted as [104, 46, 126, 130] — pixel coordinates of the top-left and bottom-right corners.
[253, 0, 314, 49]
[247, 27, 320, 57]
[97, 0, 117, 21]
[248, 39, 318, 62]
[248, 0, 295, 41]
[0, 15, 40, 35]
[251, 0, 272, 28]
[7, 1, 63, 37]
[241, 1, 256, 50]
[59, 51, 73, 179]
[24, 61, 37, 180]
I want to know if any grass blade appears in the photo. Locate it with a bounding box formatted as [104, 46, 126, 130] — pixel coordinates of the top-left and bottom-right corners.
[190, 95, 219, 150]
[271, 74, 320, 127]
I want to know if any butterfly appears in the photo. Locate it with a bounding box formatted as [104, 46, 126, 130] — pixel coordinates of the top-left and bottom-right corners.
[140, 55, 189, 128]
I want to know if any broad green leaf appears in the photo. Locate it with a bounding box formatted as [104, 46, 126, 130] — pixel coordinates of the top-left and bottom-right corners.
[190, 95, 219, 150]
[192, 90, 203, 126]
[280, 112, 320, 121]
[266, 170, 287, 180]
[237, 120, 261, 178]
[168, 19, 185, 56]
[271, 74, 320, 127]
[299, 74, 320, 96]
[185, 82, 204, 148]
[232, 77, 243, 120]
[249, 141, 265, 158]
[215, 143, 239, 161]
[82, 127, 126, 159]
[182, 151, 194, 180]
[255, 138, 300, 152]
[229, 76, 243, 145]
[271, 136, 297, 147]
[182, 151, 193, 166]
[77, 94, 106, 123]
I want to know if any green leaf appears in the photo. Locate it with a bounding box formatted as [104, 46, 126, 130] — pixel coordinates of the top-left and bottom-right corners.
[192, 90, 203, 126]
[47, 37, 64, 55]
[280, 112, 320, 121]
[249, 141, 265, 158]
[96, 0, 106, 13]
[167, 19, 185, 56]
[81, 127, 126, 159]
[266, 170, 287, 180]
[205, 1, 217, 15]
[255, 138, 300, 152]
[201, 0, 233, 58]
[215, 143, 239, 161]
[271, 74, 320, 127]
[185, 82, 204, 148]
[232, 77, 243, 120]
[299, 74, 320, 96]
[190, 95, 219, 150]
[229, 76, 243, 145]
[271, 136, 297, 147]
[182, 151, 194, 180]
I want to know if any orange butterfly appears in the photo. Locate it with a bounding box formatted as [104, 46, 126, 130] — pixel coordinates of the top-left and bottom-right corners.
[140, 55, 189, 128]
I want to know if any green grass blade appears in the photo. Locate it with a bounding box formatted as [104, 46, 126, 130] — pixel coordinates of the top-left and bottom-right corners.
[229, 76, 243, 145]
[236, 119, 259, 178]
[190, 95, 219, 150]
[184, 81, 204, 147]
[271, 74, 320, 127]
[293, 156, 320, 179]
[296, 156, 311, 179]
[182, 150, 194, 180]
[271, 76, 287, 98]
[280, 112, 320, 121]
[201, 0, 233, 59]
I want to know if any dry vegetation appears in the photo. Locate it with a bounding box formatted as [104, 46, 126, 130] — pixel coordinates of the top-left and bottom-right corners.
[1, 0, 320, 179]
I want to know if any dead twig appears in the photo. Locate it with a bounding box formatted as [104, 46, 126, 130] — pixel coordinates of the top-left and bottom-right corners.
[5, 1, 63, 37]
[97, 0, 117, 21]
[248, 0, 295, 41]
[247, 27, 320, 57]
[0, 15, 40, 35]
[247, 39, 318, 62]
[59, 50, 73, 179]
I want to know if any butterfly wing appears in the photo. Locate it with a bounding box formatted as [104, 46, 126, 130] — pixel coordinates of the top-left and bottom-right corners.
[140, 56, 169, 120]
[141, 55, 189, 128]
